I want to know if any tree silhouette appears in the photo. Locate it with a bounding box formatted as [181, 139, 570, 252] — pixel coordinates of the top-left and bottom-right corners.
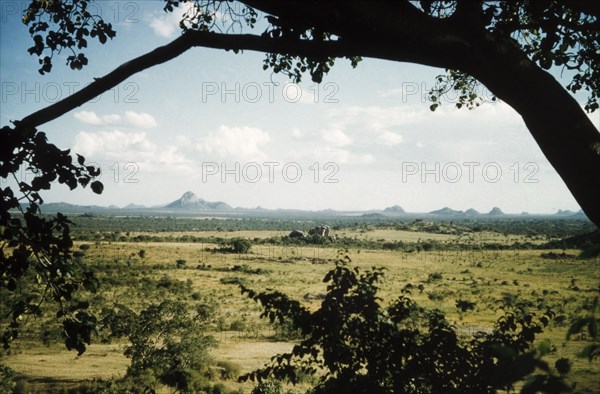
[0, 124, 102, 353]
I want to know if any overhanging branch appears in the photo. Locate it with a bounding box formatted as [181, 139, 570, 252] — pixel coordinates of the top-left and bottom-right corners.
[18, 30, 458, 129]
[18, 32, 357, 128]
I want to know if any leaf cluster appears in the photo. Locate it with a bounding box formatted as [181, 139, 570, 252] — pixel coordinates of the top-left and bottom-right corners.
[428, 1, 599, 112]
[1, 123, 102, 354]
[23, 0, 116, 73]
[164, 0, 258, 32]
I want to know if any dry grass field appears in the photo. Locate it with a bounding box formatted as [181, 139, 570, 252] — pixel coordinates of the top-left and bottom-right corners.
[2, 225, 599, 393]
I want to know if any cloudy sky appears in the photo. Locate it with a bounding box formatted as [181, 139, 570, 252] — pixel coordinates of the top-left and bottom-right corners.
[1, 1, 598, 213]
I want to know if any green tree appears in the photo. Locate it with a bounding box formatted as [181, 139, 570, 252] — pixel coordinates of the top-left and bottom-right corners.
[231, 238, 252, 254]
[240, 257, 569, 394]
[101, 300, 217, 393]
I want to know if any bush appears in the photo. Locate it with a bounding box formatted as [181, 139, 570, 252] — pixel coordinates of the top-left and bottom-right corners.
[220, 276, 247, 286]
[427, 290, 445, 302]
[231, 239, 252, 253]
[215, 360, 242, 380]
[212, 238, 252, 254]
[176, 259, 187, 269]
[427, 271, 443, 282]
[0, 364, 16, 394]
[101, 300, 216, 393]
[455, 299, 476, 312]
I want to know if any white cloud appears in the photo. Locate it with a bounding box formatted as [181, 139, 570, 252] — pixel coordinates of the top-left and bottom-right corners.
[74, 111, 102, 125]
[197, 125, 271, 160]
[322, 128, 352, 146]
[148, 2, 197, 38]
[174, 135, 192, 146]
[376, 86, 427, 102]
[356, 153, 375, 164]
[74, 111, 121, 125]
[149, 12, 179, 38]
[155, 146, 194, 173]
[378, 131, 403, 145]
[73, 130, 155, 159]
[72, 130, 194, 174]
[291, 128, 303, 138]
[312, 147, 351, 164]
[328, 105, 428, 133]
[102, 114, 122, 124]
[74, 111, 156, 128]
[124, 111, 157, 128]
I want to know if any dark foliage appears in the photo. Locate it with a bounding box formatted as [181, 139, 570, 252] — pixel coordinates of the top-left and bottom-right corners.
[22, 0, 116, 74]
[1, 124, 102, 354]
[240, 256, 569, 394]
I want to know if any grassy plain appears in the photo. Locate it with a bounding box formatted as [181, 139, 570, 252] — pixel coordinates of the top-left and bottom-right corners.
[2, 219, 599, 393]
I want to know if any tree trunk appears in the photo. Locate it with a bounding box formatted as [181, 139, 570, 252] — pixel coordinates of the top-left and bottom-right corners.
[465, 37, 600, 226]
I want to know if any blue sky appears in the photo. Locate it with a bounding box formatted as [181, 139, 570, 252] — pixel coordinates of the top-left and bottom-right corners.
[1, 1, 598, 213]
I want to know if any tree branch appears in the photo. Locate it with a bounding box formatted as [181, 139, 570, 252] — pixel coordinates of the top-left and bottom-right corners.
[18, 30, 461, 129]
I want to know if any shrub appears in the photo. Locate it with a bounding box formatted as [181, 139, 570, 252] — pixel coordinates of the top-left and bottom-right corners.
[427, 290, 445, 302]
[176, 259, 187, 269]
[231, 239, 252, 254]
[101, 300, 216, 393]
[215, 360, 242, 380]
[455, 299, 476, 312]
[220, 276, 247, 286]
[427, 271, 443, 282]
[0, 364, 16, 394]
[555, 358, 572, 377]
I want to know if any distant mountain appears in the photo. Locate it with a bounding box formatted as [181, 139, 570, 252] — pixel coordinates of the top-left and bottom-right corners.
[362, 212, 385, 218]
[124, 203, 146, 209]
[430, 207, 463, 215]
[572, 210, 589, 219]
[383, 205, 406, 214]
[26, 192, 589, 221]
[487, 207, 505, 216]
[43, 202, 107, 212]
[166, 191, 232, 210]
[555, 209, 575, 216]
